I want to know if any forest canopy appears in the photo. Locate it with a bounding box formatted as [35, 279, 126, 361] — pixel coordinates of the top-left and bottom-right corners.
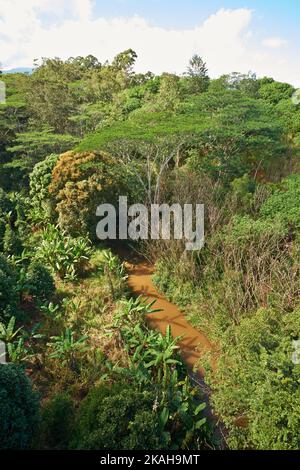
[0, 50, 299, 451]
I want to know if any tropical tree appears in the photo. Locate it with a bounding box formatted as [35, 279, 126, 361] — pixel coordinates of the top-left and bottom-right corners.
[186, 55, 210, 93]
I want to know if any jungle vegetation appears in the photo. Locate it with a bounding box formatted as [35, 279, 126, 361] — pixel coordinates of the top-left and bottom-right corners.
[0, 50, 299, 450]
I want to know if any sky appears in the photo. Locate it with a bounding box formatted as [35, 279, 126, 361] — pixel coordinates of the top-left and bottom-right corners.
[0, 0, 299, 86]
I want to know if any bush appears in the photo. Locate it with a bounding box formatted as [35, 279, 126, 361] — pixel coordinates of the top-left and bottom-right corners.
[259, 81, 294, 105]
[72, 383, 162, 450]
[36, 224, 92, 280]
[26, 260, 55, 302]
[0, 254, 19, 322]
[0, 219, 5, 250]
[3, 224, 23, 256]
[260, 174, 300, 231]
[0, 189, 17, 251]
[39, 394, 75, 449]
[207, 308, 300, 449]
[230, 174, 256, 214]
[0, 364, 40, 449]
[223, 214, 287, 245]
[49, 151, 126, 238]
[153, 260, 195, 308]
[0, 187, 14, 215]
[29, 154, 59, 223]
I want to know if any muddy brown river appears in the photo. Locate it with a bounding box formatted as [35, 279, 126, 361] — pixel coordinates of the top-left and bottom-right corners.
[125, 256, 214, 374]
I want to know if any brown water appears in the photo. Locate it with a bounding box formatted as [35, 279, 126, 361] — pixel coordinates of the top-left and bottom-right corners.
[121, 250, 226, 446]
[125, 256, 214, 374]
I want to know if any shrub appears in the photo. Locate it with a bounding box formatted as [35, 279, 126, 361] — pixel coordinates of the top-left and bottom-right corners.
[0, 364, 40, 449]
[0, 254, 19, 322]
[207, 308, 300, 449]
[229, 174, 256, 214]
[29, 154, 59, 223]
[153, 259, 197, 308]
[49, 151, 126, 237]
[260, 174, 300, 231]
[0, 187, 14, 215]
[259, 81, 294, 105]
[36, 224, 92, 280]
[222, 214, 287, 245]
[39, 394, 75, 449]
[26, 260, 55, 302]
[71, 383, 162, 450]
[3, 224, 23, 256]
[0, 218, 5, 250]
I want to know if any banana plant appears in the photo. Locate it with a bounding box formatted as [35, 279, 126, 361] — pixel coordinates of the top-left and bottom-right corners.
[101, 251, 127, 278]
[100, 251, 127, 299]
[159, 371, 208, 449]
[7, 337, 31, 363]
[0, 316, 23, 343]
[145, 326, 182, 384]
[39, 301, 60, 319]
[48, 328, 89, 369]
[121, 323, 154, 362]
[0, 317, 43, 363]
[36, 224, 92, 279]
[115, 296, 161, 327]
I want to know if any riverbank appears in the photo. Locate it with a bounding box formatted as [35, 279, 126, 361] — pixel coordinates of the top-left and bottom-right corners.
[116, 248, 226, 448]
[125, 254, 213, 373]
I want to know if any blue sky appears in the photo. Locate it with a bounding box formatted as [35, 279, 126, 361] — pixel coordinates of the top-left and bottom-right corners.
[0, 0, 299, 85]
[92, 0, 300, 47]
[93, 0, 300, 32]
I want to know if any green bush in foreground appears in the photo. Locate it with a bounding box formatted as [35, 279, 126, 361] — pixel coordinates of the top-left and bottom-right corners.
[36, 224, 92, 280]
[39, 394, 75, 449]
[207, 307, 300, 450]
[26, 260, 55, 302]
[71, 383, 163, 450]
[260, 174, 300, 231]
[2, 224, 23, 256]
[0, 253, 19, 322]
[29, 153, 59, 223]
[0, 364, 40, 449]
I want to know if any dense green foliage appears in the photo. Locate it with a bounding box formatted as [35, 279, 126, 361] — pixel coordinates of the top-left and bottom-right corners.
[29, 153, 59, 223]
[35, 224, 92, 280]
[0, 364, 40, 449]
[25, 260, 55, 302]
[1, 50, 300, 451]
[153, 170, 300, 449]
[72, 384, 163, 450]
[38, 394, 75, 449]
[48, 150, 128, 237]
[0, 253, 19, 321]
[260, 174, 300, 230]
[207, 307, 300, 450]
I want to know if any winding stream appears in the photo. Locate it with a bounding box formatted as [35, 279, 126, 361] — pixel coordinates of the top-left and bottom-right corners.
[123, 254, 214, 374]
[118, 249, 226, 447]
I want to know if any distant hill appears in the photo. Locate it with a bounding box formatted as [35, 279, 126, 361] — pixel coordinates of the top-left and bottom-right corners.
[2, 67, 33, 74]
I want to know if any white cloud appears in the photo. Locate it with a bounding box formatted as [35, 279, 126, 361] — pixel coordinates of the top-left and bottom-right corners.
[0, 0, 299, 86]
[72, 0, 93, 22]
[262, 37, 288, 48]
